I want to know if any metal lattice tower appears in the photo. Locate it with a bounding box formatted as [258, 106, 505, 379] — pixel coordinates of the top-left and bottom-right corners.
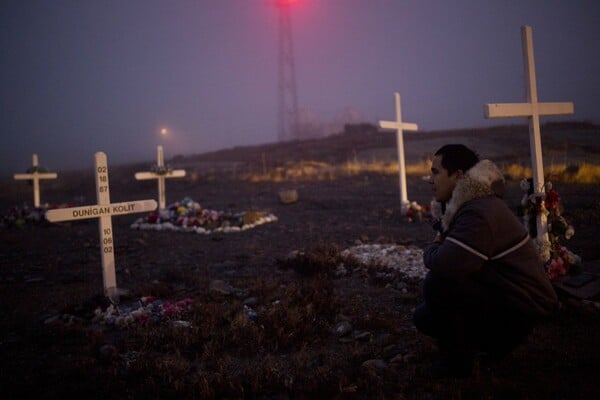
[277, 1, 299, 142]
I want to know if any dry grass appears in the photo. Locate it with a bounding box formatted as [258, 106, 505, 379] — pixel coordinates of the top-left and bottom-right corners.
[502, 162, 600, 183]
[276, 242, 360, 277]
[113, 275, 353, 398]
[240, 160, 431, 183]
[50, 244, 395, 399]
[239, 159, 599, 184]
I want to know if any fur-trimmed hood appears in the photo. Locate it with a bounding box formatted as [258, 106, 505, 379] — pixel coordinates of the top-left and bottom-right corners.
[440, 159, 505, 232]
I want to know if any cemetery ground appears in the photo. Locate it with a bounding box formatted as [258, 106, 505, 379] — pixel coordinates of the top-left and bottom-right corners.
[1, 123, 599, 399]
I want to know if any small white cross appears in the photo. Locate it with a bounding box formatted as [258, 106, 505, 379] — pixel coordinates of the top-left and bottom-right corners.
[484, 25, 574, 246]
[13, 154, 58, 208]
[379, 92, 419, 212]
[46, 152, 157, 301]
[135, 145, 186, 210]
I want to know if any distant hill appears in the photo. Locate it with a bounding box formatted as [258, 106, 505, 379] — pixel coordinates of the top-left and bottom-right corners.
[2, 121, 597, 187]
[1, 121, 597, 210]
[172, 121, 599, 173]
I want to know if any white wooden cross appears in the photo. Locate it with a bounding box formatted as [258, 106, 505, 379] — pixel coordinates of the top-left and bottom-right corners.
[485, 25, 574, 246]
[46, 152, 157, 301]
[13, 154, 58, 208]
[379, 92, 419, 212]
[135, 145, 186, 210]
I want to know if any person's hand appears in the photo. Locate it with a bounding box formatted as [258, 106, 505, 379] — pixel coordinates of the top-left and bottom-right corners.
[433, 232, 443, 243]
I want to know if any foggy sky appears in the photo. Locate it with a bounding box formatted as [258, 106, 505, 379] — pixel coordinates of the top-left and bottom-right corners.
[2, 0, 599, 175]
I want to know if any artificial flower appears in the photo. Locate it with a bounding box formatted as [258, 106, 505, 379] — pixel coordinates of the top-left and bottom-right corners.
[519, 181, 582, 280]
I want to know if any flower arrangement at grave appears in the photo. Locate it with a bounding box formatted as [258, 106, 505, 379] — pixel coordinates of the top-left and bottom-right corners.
[0, 203, 74, 228]
[519, 179, 582, 280]
[404, 201, 425, 222]
[1, 204, 45, 228]
[131, 196, 277, 234]
[93, 296, 194, 327]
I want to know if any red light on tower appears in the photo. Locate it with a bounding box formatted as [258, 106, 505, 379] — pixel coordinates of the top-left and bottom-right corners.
[276, 0, 297, 7]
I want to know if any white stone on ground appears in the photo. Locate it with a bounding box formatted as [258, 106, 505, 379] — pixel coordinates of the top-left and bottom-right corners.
[341, 244, 427, 280]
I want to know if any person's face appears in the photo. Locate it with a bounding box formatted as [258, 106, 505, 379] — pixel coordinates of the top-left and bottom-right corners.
[429, 155, 461, 203]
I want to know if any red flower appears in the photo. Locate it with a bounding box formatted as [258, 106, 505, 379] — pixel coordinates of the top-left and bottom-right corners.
[545, 189, 560, 211]
[557, 245, 568, 258]
[176, 298, 193, 309]
[547, 257, 566, 280]
[136, 314, 150, 325]
[141, 296, 156, 304]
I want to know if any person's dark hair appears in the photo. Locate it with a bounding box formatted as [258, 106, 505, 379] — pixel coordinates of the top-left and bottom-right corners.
[434, 144, 480, 175]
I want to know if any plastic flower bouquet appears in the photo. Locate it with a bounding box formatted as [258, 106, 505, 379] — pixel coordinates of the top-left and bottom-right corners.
[520, 179, 582, 280]
[405, 201, 424, 222]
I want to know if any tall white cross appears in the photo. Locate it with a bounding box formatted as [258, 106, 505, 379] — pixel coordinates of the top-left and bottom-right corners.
[46, 152, 157, 301]
[135, 145, 186, 210]
[13, 154, 58, 208]
[379, 92, 419, 212]
[485, 25, 574, 246]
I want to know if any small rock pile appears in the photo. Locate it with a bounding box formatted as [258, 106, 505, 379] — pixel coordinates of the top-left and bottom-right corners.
[341, 244, 427, 280]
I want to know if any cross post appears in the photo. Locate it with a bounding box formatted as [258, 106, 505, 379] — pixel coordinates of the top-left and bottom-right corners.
[135, 145, 186, 210]
[13, 154, 58, 208]
[484, 25, 574, 247]
[379, 92, 419, 212]
[46, 152, 157, 302]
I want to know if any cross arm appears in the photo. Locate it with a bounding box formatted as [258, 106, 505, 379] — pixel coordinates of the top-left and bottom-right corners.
[166, 170, 186, 178]
[46, 199, 158, 222]
[135, 172, 159, 180]
[135, 170, 185, 180]
[485, 102, 574, 118]
[14, 172, 58, 180]
[379, 121, 419, 132]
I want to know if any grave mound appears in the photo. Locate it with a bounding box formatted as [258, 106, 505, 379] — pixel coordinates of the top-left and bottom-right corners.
[130, 197, 277, 234]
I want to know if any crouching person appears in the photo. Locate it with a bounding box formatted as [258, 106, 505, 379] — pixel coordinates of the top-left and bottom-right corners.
[413, 144, 558, 378]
